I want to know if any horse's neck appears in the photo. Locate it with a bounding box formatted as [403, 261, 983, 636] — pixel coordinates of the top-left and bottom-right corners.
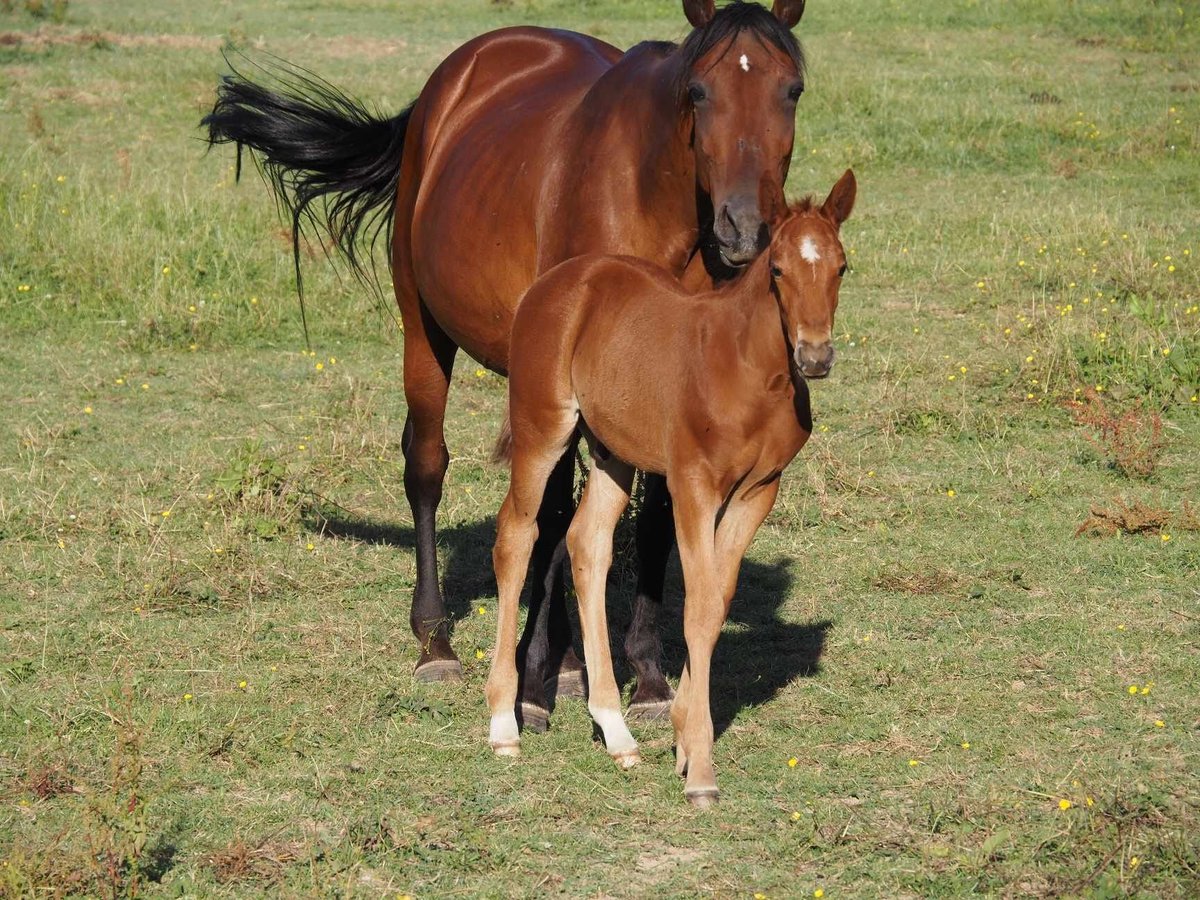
[725, 261, 808, 421]
[566, 45, 697, 255]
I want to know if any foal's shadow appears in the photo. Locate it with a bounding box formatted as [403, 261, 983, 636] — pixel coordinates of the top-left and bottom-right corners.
[303, 503, 497, 618]
[305, 502, 829, 740]
[608, 547, 830, 741]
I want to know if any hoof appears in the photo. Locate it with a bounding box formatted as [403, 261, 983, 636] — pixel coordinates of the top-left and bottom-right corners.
[491, 742, 521, 757]
[626, 699, 672, 722]
[686, 788, 720, 809]
[546, 668, 587, 700]
[414, 658, 463, 683]
[517, 702, 550, 734]
[610, 748, 641, 770]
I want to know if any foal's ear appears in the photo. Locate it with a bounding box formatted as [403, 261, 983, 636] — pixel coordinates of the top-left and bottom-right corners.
[821, 169, 857, 228]
[682, 0, 716, 29]
[772, 0, 807, 28]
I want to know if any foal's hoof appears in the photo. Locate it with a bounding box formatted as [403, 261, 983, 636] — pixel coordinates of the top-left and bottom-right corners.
[626, 699, 672, 722]
[610, 748, 641, 770]
[491, 741, 521, 758]
[546, 668, 587, 700]
[685, 788, 720, 809]
[517, 702, 550, 734]
[413, 658, 463, 683]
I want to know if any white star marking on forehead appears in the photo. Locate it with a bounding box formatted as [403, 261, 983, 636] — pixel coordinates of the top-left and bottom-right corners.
[800, 237, 821, 264]
[739, 54, 750, 72]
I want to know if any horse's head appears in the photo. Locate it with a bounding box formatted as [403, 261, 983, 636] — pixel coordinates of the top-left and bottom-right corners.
[768, 169, 856, 379]
[681, 0, 807, 267]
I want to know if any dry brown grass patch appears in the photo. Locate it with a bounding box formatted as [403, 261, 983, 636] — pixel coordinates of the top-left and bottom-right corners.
[873, 565, 963, 595]
[1077, 499, 1200, 537]
[206, 837, 304, 885]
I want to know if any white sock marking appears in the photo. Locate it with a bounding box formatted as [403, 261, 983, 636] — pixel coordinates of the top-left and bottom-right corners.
[591, 705, 637, 755]
[800, 237, 821, 264]
[489, 712, 519, 748]
[739, 53, 751, 72]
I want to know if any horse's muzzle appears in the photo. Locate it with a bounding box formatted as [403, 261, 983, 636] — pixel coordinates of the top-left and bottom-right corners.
[714, 201, 769, 266]
[796, 341, 835, 379]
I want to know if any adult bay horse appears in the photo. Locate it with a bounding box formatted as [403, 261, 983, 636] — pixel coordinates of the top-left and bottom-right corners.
[202, 0, 809, 722]
[490, 172, 857, 804]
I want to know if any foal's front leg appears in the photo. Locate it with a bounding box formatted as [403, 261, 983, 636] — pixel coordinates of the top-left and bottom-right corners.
[566, 454, 639, 768]
[667, 479, 725, 806]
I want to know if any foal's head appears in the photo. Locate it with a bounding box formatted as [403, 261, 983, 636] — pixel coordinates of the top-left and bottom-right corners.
[679, 0, 808, 267]
[768, 169, 856, 379]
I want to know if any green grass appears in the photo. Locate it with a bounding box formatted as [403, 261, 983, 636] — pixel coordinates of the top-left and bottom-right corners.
[2, 0, 1198, 896]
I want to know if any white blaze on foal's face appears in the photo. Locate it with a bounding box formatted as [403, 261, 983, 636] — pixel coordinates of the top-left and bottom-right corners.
[739, 53, 751, 72]
[799, 236, 821, 265]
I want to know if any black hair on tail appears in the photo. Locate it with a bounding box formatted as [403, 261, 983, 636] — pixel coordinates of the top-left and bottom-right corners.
[201, 55, 412, 340]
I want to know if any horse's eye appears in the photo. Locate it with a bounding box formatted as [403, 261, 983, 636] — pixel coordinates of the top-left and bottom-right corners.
[838, 264, 848, 277]
[688, 83, 707, 104]
[787, 83, 805, 102]
[771, 264, 783, 278]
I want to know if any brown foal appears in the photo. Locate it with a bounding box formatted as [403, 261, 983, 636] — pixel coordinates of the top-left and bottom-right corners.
[488, 170, 856, 805]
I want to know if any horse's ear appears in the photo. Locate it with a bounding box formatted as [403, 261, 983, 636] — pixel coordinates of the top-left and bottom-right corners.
[772, 0, 806, 28]
[821, 169, 856, 228]
[683, 0, 716, 29]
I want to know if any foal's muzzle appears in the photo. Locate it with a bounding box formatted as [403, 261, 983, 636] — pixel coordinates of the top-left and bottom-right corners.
[714, 200, 770, 267]
[796, 341, 835, 379]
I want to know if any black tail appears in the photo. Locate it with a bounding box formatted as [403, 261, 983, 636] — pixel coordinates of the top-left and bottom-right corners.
[201, 56, 412, 320]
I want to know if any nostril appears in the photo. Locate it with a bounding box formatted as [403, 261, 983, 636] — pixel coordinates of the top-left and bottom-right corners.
[719, 204, 742, 241]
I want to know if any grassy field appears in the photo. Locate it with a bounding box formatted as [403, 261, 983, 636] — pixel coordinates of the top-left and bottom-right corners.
[2, 0, 1198, 895]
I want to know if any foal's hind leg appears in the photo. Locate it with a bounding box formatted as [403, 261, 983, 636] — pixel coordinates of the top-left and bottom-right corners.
[487, 415, 578, 755]
[399, 303, 462, 682]
[513, 438, 580, 732]
[567, 453, 638, 767]
[626, 473, 676, 720]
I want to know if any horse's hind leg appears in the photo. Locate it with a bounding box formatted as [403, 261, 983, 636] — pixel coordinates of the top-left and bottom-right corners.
[626, 473, 676, 719]
[514, 439, 580, 732]
[399, 302, 461, 682]
[567, 452, 638, 767]
[487, 413, 578, 755]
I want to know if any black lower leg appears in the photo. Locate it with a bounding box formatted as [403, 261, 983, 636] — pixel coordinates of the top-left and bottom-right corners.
[627, 473, 675, 710]
[403, 416, 460, 680]
[516, 441, 578, 722]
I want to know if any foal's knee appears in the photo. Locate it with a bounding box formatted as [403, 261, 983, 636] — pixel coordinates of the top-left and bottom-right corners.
[566, 517, 608, 573]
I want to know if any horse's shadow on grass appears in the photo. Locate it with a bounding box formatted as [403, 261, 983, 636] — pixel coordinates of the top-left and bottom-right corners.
[306, 503, 828, 737]
[608, 554, 830, 741]
[304, 504, 498, 619]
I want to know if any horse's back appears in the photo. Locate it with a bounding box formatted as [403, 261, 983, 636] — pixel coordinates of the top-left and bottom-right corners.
[403, 28, 623, 369]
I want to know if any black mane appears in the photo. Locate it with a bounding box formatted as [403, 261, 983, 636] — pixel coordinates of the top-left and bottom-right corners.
[674, 1, 805, 97]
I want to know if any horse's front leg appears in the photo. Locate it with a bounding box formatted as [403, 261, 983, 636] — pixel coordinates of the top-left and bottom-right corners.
[399, 301, 462, 682]
[626, 473, 676, 719]
[668, 478, 724, 807]
[567, 453, 638, 767]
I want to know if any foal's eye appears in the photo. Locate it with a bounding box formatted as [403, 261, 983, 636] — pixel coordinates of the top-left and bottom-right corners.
[838, 264, 848, 277]
[771, 264, 784, 278]
[787, 83, 805, 102]
[687, 83, 707, 104]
